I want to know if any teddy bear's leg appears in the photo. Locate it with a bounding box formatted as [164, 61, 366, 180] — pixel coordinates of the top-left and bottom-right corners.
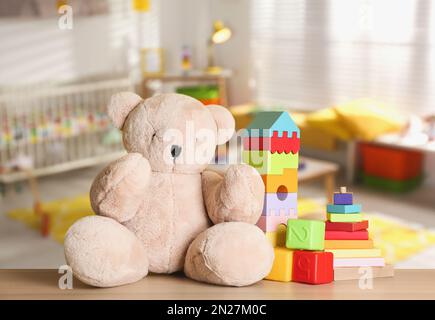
[64, 215, 149, 287]
[184, 222, 274, 287]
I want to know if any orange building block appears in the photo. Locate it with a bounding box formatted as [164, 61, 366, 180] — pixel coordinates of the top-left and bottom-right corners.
[324, 239, 374, 249]
[261, 168, 298, 193]
[265, 247, 294, 282]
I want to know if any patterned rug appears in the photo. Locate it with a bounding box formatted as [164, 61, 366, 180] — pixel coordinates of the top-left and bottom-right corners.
[7, 195, 435, 266]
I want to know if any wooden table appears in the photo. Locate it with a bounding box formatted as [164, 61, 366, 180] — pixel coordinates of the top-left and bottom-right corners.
[1, 269, 434, 300]
[299, 157, 339, 203]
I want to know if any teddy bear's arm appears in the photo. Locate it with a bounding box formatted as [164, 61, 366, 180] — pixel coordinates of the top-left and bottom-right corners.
[90, 153, 151, 223]
[202, 164, 265, 225]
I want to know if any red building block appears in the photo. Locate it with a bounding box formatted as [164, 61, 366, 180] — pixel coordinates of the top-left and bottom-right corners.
[325, 230, 369, 240]
[243, 131, 300, 154]
[292, 250, 334, 284]
[325, 220, 369, 232]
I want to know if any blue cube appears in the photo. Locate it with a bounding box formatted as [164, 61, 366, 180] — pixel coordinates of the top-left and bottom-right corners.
[327, 204, 361, 214]
[334, 193, 353, 205]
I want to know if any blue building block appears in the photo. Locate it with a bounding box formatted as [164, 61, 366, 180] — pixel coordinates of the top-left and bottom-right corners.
[333, 193, 353, 205]
[244, 111, 301, 138]
[327, 204, 361, 214]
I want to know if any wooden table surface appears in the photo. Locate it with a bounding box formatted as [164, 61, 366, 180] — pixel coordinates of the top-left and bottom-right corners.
[298, 157, 339, 181]
[1, 269, 434, 300]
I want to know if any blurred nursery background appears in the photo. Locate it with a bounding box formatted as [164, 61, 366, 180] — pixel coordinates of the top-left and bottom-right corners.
[0, 0, 434, 269]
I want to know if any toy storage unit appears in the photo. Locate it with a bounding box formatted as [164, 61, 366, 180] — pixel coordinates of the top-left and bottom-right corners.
[0, 78, 132, 183]
[359, 143, 424, 192]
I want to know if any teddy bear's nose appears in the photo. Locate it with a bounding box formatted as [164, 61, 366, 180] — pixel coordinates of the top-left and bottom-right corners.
[171, 145, 182, 158]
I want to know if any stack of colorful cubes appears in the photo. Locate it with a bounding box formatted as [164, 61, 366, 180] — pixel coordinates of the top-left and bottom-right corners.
[325, 187, 393, 280]
[266, 219, 334, 284]
[243, 111, 334, 285]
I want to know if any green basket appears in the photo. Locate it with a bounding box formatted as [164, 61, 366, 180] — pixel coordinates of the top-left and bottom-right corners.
[176, 85, 219, 100]
[361, 173, 423, 193]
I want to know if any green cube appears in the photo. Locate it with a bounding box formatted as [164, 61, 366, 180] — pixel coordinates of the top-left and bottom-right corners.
[286, 219, 325, 250]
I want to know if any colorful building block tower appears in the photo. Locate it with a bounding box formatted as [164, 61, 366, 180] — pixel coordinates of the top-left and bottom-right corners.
[325, 186, 394, 280]
[243, 112, 334, 285]
[242, 111, 300, 235]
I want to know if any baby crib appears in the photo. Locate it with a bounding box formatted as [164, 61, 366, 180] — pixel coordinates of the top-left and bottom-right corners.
[0, 77, 132, 183]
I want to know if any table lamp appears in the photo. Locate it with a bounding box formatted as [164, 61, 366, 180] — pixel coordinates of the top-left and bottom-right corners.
[206, 20, 232, 74]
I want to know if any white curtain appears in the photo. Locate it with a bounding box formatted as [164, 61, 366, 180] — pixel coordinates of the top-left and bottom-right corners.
[251, 0, 435, 115]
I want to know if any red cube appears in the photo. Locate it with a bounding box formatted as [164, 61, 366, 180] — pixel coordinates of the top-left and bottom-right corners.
[292, 251, 334, 284]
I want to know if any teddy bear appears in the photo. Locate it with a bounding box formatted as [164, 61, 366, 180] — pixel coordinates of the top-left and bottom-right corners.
[64, 92, 274, 287]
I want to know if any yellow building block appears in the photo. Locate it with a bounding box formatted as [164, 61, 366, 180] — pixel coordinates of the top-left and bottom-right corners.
[325, 248, 382, 258]
[265, 224, 287, 247]
[265, 247, 294, 282]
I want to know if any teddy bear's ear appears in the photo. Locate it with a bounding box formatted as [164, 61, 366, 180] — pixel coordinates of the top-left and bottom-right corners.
[207, 105, 235, 144]
[107, 92, 143, 129]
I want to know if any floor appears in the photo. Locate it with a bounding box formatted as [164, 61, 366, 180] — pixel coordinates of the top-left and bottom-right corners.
[0, 164, 434, 269]
[0, 166, 99, 269]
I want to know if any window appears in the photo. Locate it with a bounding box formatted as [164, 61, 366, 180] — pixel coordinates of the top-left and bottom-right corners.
[251, 0, 435, 115]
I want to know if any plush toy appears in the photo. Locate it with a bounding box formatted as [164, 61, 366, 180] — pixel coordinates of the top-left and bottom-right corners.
[64, 92, 273, 287]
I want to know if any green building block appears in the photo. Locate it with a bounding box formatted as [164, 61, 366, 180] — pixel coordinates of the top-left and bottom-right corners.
[242, 150, 298, 174]
[361, 173, 423, 193]
[327, 213, 363, 223]
[286, 219, 325, 251]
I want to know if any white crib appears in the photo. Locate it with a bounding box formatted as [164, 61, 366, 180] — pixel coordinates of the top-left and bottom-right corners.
[0, 77, 132, 183]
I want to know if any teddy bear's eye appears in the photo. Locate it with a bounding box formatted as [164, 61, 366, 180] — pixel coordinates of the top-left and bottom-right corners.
[152, 133, 157, 140]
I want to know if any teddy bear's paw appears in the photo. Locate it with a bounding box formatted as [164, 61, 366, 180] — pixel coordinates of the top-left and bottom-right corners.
[184, 222, 274, 287]
[90, 153, 151, 222]
[64, 215, 149, 287]
[220, 164, 265, 224]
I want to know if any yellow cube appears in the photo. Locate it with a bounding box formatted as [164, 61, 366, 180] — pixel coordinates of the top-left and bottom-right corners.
[265, 224, 287, 247]
[265, 247, 294, 282]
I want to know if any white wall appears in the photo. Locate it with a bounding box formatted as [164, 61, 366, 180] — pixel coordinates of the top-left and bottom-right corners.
[0, 16, 128, 84]
[210, 0, 252, 105]
[0, 0, 157, 85]
[159, 0, 252, 105]
[0, 0, 251, 104]
[159, 0, 209, 73]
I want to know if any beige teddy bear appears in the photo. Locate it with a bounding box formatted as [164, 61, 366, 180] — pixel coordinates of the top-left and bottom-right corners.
[64, 92, 273, 287]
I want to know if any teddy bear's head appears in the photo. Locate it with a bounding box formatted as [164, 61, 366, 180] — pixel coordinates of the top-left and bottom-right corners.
[107, 92, 235, 174]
